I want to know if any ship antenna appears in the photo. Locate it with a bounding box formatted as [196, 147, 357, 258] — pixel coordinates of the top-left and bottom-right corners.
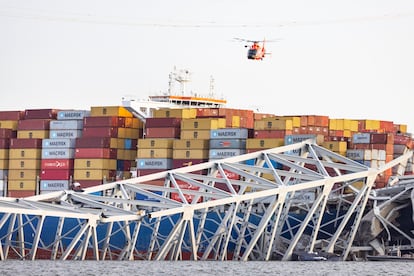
[209, 75, 215, 98]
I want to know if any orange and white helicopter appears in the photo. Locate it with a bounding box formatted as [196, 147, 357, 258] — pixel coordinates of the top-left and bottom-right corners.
[234, 38, 277, 60]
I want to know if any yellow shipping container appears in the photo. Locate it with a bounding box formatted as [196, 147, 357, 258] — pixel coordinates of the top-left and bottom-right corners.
[125, 117, 143, 129]
[246, 138, 285, 149]
[8, 180, 37, 191]
[329, 119, 337, 130]
[9, 149, 41, 159]
[0, 120, 18, 130]
[8, 169, 39, 180]
[173, 139, 209, 149]
[137, 148, 173, 159]
[74, 169, 113, 181]
[74, 159, 117, 170]
[364, 120, 380, 130]
[153, 108, 197, 119]
[9, 159, 41, 170]
[138, 139, 174, 149]
[180, 130, 211, 140]
[0, 159, 9, 169]
[277, 116, 301, 128]
[173, 149, 209, 159]
[0, 149, 9, 159]
[349, 120, 359, 132]
[90, 106, 133, 117]
[254, 119, 293, 130]
[117, 149, 136, 160]
[17, 130, 49, 139]
[321, 141, 347, 153]
[181, 118, 225, 130]
[231, 116, 240, 128]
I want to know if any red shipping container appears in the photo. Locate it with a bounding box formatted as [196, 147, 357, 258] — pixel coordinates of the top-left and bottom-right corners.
[10, 138, 43, 149]
[393, 134, 411, 145]
[41, 159, 74, 170]
[17, 119, 51, 130]
[76, 137, 113, 148]
[83, 116, 125, 128]
[24, 109, 58, 120]
[145, 118, 182, 128]
[0, 110, 25, 120]
[254, 130, 292, 139]
[216, 169, 240, 180]
[75, 148, 117, 159]
[172, 158, 208, 168]
[82, 127, 119, 138]
[40, 169, 73, 180]
[8, 190, 36, 197]
[137, 168, 165, 176]
[0, 128, 15, 138]
[371, 133, 394, 144]
[145, 127, 180, 138]
[214, 182, 240, 193]
[170, 180, 202, 203]
[76, 180, 103, 189]
[0, 138, 10, 148]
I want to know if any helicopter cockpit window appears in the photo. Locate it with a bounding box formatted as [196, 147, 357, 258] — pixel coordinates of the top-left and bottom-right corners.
[248, 49, 257, 59]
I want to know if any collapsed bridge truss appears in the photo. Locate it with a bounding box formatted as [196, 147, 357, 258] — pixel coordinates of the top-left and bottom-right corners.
[0, 139, 412, 261]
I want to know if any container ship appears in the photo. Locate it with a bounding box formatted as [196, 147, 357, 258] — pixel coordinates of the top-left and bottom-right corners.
[0, 68, 413, 260]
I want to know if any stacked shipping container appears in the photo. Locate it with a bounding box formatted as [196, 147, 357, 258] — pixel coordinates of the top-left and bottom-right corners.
[39, 110, 89, 193]
[0, 103, 413, 197]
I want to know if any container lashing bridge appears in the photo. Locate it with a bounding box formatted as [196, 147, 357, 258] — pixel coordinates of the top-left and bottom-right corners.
[0, 139, 412, 261]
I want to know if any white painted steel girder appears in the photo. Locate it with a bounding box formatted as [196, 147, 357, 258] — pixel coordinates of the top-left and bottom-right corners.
[0, 139, 412, 261]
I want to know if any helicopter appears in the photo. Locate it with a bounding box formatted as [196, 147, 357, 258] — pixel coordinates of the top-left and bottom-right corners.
[234, 38, 277, 60]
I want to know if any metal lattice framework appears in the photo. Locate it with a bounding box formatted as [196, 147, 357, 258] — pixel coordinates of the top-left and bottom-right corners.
[0, 139, 412, 261]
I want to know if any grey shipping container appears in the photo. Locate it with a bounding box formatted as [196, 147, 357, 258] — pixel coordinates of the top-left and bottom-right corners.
[42, 138, 76, 149]
[40, 180, 70, 191]
[42, 148, 75, 159]
[352, 133, 371, 144]
[209, 139, 246, 149]
[210, 128, 248, 139]
[136, 158, 173, 169]
[209, 149, 246, 159]
[57, 110, 90, 120]
[284, 134, 319, 145]
[50, 130, 83, 139]
[346, 149, 365, 160]
[50, 120, 84, 130]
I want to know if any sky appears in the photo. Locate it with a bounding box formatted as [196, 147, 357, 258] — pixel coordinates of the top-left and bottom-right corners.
[0, 0, 413, 132]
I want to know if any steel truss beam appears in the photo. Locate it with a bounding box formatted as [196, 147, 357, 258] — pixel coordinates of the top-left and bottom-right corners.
[0, 139, 412, 261]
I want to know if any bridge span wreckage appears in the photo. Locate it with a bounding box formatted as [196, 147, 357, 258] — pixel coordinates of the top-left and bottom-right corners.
[0, 138, 413, 261]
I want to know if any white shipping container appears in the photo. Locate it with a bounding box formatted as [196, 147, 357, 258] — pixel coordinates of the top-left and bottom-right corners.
[40, 180, 70, 191]
[42, 148, 75, 159]
[210, 128, 248, 139]
[209, 149, 246, 159]
[50, 120, 84, 130]
[42, 138, 76, 149]
[50, 130, 83, 139]
[136, 158, 172, 169]
[363, 149, 372, 161]
[57, 110, 90, 120]
[209, 139, 246, 149]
